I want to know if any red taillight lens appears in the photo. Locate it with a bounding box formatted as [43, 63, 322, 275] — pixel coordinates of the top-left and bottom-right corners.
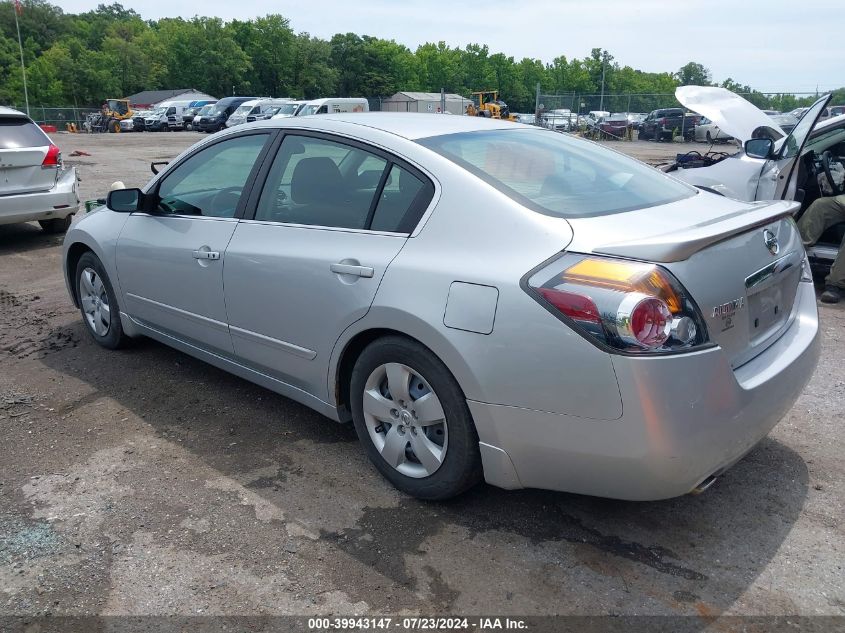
[42, 144, 61, 168]
[538, 287, 602, 325]
[527, 254, 709, 355]
[620, 294, 671, 348]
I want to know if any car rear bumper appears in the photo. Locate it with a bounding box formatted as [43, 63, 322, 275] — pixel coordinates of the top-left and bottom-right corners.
[0, 167, 79, 226]
[469, 281, 820, 500]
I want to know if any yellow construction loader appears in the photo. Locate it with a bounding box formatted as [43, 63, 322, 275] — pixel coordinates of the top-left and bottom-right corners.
[97, 99, 133, 133]
[465, 91, 518, 121]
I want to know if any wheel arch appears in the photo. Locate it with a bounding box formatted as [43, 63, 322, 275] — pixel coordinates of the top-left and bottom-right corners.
[64, 241, 95, 308]
[330, 312, 483, 423]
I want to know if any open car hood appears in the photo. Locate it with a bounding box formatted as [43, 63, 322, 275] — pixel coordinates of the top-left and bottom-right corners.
[675, 86, 784, 144]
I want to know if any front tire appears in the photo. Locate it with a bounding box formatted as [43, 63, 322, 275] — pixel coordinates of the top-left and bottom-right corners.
[75, 252, 129, 349]
[350, 336, 482, 500]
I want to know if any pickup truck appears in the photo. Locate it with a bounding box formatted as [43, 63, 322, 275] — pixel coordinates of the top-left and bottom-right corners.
[638, 108, 699, 141]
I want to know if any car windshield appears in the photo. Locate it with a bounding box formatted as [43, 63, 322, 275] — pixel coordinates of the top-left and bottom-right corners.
[418, 128, 695, 218]
[198, 105, 213, 115]
[298, 105, 320, 116]
[233, 104, 252, 116]
[0, 117, 48, 149]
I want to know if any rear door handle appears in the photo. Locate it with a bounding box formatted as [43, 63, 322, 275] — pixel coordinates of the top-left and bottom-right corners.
[330, 263, 374, 278]
[192, 250, 220, 260]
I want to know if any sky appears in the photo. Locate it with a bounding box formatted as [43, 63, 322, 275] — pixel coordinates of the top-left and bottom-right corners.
[61, 0, 844, 93]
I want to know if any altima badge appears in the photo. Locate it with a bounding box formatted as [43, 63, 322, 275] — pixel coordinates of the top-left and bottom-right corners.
[763, 229, 779, 255]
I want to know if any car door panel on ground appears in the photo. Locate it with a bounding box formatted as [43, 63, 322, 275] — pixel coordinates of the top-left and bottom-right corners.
[116, 132, 272, 354]
[224, 133, 433, 399]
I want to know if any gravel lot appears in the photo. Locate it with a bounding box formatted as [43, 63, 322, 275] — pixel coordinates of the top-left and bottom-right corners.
[0, 130, 843, 625]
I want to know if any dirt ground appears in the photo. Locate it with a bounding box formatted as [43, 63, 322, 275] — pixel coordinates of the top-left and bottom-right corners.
[0, 130, 843, 626]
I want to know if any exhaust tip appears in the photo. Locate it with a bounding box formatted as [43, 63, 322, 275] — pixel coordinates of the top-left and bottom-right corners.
[690, 474, 719, 495]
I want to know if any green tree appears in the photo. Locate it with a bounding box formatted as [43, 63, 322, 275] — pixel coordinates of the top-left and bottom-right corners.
[675, 62, 711, 86]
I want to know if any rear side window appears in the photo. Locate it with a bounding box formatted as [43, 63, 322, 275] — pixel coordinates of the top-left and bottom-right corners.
[418, 128, 694, 218]
[255, 134, 433, 232]
[0, 118, 49, 149]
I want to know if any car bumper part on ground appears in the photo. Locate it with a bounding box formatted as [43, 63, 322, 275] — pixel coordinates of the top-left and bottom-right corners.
[469, 281, 820, 500]
[0, 167, 79, 226]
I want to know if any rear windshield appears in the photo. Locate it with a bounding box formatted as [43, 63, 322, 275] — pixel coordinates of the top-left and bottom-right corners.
[418, 128, 695, 218]
[0, 118, 49, 149]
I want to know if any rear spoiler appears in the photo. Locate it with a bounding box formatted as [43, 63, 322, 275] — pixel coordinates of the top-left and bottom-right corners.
[594, 200, 800, 263]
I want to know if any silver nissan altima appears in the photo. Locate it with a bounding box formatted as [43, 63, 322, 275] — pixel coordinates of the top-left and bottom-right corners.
[62, 113, 820, 501]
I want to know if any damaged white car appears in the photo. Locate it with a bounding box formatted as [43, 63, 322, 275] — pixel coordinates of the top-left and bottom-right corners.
[666, 87, 845, 284]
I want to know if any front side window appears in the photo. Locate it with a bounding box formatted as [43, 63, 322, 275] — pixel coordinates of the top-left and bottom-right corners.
[155, 133, 269, 218]
[419, 128, 694, 218]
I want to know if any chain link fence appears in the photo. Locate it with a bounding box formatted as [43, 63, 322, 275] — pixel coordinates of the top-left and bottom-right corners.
[6, 106, 99, 130]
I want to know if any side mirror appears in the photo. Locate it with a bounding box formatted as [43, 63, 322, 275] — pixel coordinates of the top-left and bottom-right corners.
[744, 138, 774, 159]
[107, 188, 143, 213]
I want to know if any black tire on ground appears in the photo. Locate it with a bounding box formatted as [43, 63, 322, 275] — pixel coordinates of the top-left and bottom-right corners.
[39, 214, 73, 234]
[350, 335, 483, 500]
[706, 131, 712, 143]
[74, 251, 129, 350]
[109, 119, 120, 133]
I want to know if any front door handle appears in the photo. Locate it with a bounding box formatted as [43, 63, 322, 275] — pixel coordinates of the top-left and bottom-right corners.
[330, 263, 374, 278]
[193, 250, 220, 260]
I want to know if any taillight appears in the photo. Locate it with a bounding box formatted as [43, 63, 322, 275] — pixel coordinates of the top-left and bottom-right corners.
[526, 254, 709, 354]
[42, 144, 61, 169]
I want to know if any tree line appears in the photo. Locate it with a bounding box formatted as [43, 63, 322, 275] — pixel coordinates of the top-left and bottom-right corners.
[1, 1, 841, 113]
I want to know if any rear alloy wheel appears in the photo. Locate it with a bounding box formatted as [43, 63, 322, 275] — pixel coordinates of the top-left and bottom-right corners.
[39, 214, 73, 234]
[75, 251, 128, 349]
[350, 336, 481, 500]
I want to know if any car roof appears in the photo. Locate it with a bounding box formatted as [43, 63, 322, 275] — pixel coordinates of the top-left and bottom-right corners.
[0, 106, 29, 119]
[254, 112, 520, 140]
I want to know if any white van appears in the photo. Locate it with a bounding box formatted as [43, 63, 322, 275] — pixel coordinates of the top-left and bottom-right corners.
[271, 101, 308, 119]
[224, 97, 277, 128]
[296, 98, 370, 116]
[144, 101, 191, 131]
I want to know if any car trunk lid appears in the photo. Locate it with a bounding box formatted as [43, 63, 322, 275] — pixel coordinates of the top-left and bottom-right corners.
[571, 193, 804, 368]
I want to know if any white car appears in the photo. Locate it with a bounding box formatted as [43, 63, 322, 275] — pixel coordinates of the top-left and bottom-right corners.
[669, 86, 845, 274]
[0, 107, 79, 232]
[694, 117, 733, 143]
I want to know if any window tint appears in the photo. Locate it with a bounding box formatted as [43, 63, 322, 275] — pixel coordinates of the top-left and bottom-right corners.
[155, 133, 269, 218]
[419, 128, 694, 218]
[371, 165, 428, 232]
[0, 118, 49, 149]
[255, 135, 387, 229]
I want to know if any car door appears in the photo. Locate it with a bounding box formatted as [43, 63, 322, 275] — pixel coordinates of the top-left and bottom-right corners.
[116, 131, 274, 354]
[223, 132, 434, 399]
[756, 94, 832, 201]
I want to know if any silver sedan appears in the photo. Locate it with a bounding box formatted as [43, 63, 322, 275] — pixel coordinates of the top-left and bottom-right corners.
[62, 114, 820, 500]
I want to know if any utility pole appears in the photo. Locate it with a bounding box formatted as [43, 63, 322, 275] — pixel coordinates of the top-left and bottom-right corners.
[535, 82, 541, 119]
[599, 57, 606, 113]
[13, 0, 29, 116]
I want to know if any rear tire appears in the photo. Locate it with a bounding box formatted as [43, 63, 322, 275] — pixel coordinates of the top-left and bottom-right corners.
[39, 214, 73, 234]
[75, 251, 129, 350]
[350, 336, 482, 500]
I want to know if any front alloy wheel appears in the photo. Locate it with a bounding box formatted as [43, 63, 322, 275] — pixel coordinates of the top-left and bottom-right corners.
[362, 362, 448, 478]
[79, 267, 111, 337]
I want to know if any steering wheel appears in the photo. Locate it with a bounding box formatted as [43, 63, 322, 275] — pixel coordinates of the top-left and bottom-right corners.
[821, 151, 845, 195]
[208, 186, 243, 217]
